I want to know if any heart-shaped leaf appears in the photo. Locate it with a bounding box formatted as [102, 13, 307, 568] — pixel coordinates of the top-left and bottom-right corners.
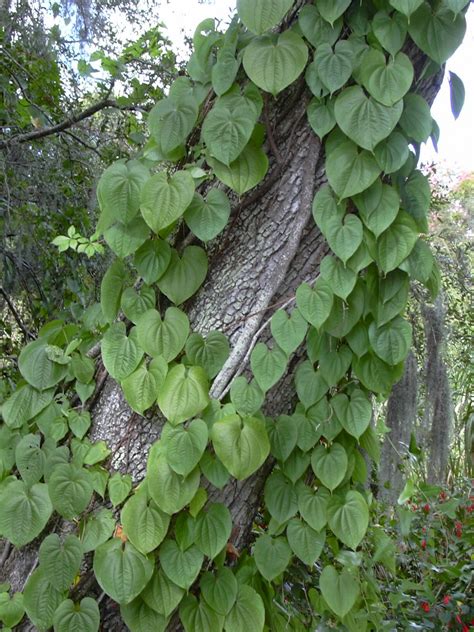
[267, 415, 299, 462]
[314, 41, 355, 94]
[185, 331, 230, 379]
[104, 216, 149, 259]
[373, 10, 407, 56]
[53, 597, 100, 632]
[401, 169, 430, 232]
[230, 377, 264, 416]
[318, 345, 352, 387]
[203, 103, 256, 166]
[209, 138, 268, 195]
[39, 534, 83, 590]
[286, 518, 325, 565]
[148, 94, 198, 154]
[157, 246, 208, 305]
[254, 534, 292, 581]
[307, 97, 336, 138]
[141, 568, 184, 617]
[18, 339, 67, 391]
[389, 0, 423, 17]
[0, 479, 52, 547]
[147, 453, 200, 514]
[179, 594, 224, 632]
[195, 503, 232, 559]
[158, 364, 209, 425]
[97, 160, 149, 225]
[48, 463, 93, 519]
[320, 255, 357, 300]
[0, 592, 25, 628]
[162, 419, 208, 476]
[270, 308, 308, 355]
[297, 484, 330, 532]
[399, 93, 432, 142]
[327, 490, 369, 549]
[369, 315, 412, 365]
[224, 584, 265, 632]
[335, 86, 403, 150]
[324, 282, 365, 339]
[23, 568, 65, 631]
[317, 0, 351, 25]
[141, 170, 195, 233]
[121, 357, 168, 414]
[353, 180, 400, 238]
[353, 352, 401, 395]
[319, 565, 359, 617]
[159, 540, 204, 589]
[376, 211, 418, 273]
[136, 307, 189, 361]
[242, 31, 308, 97]
[184, 189, 231, 242]
[121, 492, 170, 554]
[299, 5, 342, 47]
[200, 567, 237, 616]
[326, 138, 381, 199]
[408, 3, 466, 64]
[296, 280, 334, 330]
[93, 539, 154, 604]
[121, 286, 155, 323]
[311, 443, 347, 491]
[264, 470, 298, 522]
[134, 239, 171, 285]
[211, 414, 270, 480]
[120, 597, 168, 632]
[360, 49, 414, 106]
[295, 361, 328, 409]
[325, 214, 363, 264]
[237, 0, 293, 34]
[250, 342, 288, 392]
[331, 389, 372, 439]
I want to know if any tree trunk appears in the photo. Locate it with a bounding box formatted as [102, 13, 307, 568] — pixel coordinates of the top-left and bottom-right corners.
[0, 7, 447, 630]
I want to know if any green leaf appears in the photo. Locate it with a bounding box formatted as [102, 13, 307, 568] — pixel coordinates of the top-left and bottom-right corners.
[332, 389, 372, 439]
[0, 592, 24, 628]
[134, 239, 171, 285]
[120, 596, 168, 632]
[242, 31, 308, 97]
[353, 180, 400, 239]
[372, 10, 407, 56]
[299, 5, 342, 47]
[270, 308, 307, 355]
[203, 103, 256, 166]
[140, 171, 195, 233]
[327, 490, 369, 549]
[157, 246, 208, 305]
[324, 282, 365, 339]
[326, 138, 380, 199]
[296, 280, 333, 329]
[254, 534, 292, 581]
[0, 480, 52, 547]
[399, 93, 432, 142]
[317, 0, 351, 25]
[376, 211, 418, 273]
[318, 345, 352, 387]
[101, 323, 143, 381]
[449, 70, 465, 119]
[18, 339, 67, 390]
[71, 354, 95, 384]
[297, 484, 330, 532]
[185, 331, 230, 379]
[121, 357, 168, 414]
[80, 508, 115, 553]
[97, 161, 149, 225]
[136, 307, 189, 361]
[53, 597, 100, 632]
[93, 539, 154, 604]
[200, 568, 237, 615]
[264, 470, 298, 522]
[401, 169, 430, 232]
[121, 286, 155, 324]
[286, 518, 325, 565]
[399, 238, 434, 283]
[325, 214, 363, 264]
[389, 0, 422, 17]
[148, 95, 198, 154]
[237, 0, 293, 34]
[211, 414, 270, 480]
[39, 534, 83, 590]
[179, 594, 224, 632]
[360, 49, 414, 107]
[311, 443, 347, 491]
[281, 448, 310, 483]
[295, 362, 328, 409]
[108, 472, 132, 507]
[195, 503, 232, 559]
[353, 352, 401, 394]
[209, 138, 268, 195]
[307, 98, 336, 138]
[334, 86, 403, 151]
[158, 364, 209, 424]
[159, 540, 204, 589]
[314, 41, 355, 94]
[121, 492, 170, 554]
[250, 342, 287, 392]
[23, 568, 65, 632]
[230, 377, 264, 416]
[15, 433, 45, 485]
[104, 217, 149, 259]
[184, 189, 231, 242]
[224, 584, 265, 632]
[374, 131, 409, 175]
[100, 259, 127, 323]
[370, 268, 410, 327]
[147, 453, 200, 514]
[141, 568, 184, 617]
[48, 463, 93, 519]
[212, 48, 240, 97]
[319, 565, 359, 618]
[200, 451, 231, 489]
[162, 419, 208, 476]
[368, 316, 412, 365]
[320, 256, 357, 300]
[267, 415, 298, 462]
[408, 3, 466, 64]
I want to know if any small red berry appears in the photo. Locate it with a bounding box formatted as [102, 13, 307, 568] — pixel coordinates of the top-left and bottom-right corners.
[421, 539, 427, 549]
[423, 503, 430, 513]
[443, 595, 451, 605]
[421, 602, 430, 613]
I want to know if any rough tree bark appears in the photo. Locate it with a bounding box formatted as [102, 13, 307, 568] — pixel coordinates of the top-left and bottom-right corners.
[0, 4, 446, 629]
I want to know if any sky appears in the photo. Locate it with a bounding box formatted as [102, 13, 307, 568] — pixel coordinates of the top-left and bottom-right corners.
[157, 0, 474, 174]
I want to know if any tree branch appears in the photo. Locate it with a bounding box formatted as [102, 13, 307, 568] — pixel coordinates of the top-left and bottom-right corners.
[0, 287, 35, 340]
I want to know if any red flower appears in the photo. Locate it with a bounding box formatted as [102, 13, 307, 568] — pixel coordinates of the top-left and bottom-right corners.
[462, 625, 469, 632]
[421, 602, 430, 613]
[439, 490, 447, 501]
[422, 526, 427, 534]
[443, 595, 451, 605]
[455, 521, 463, 537]
[423, 504, 430, 513]
[421, 539, 427, 550]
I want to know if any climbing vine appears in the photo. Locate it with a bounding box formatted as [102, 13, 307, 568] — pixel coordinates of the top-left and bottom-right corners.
[0, 0, 468, 630]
